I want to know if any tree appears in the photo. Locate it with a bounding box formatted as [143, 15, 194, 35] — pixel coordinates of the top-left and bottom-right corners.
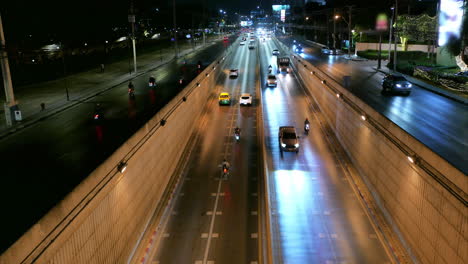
[396, 14, 436, 51]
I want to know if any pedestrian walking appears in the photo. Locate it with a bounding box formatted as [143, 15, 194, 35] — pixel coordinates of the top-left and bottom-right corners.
[100, 63, 105, 73]
[40, 102, 45, 111]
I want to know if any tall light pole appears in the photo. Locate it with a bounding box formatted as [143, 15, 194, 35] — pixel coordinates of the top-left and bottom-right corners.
[393, 0, 398, 71]
[172, 0, 179, 58]
[388, 6, 395, 61]
[0, 13, 18, 126]
[333, 10, 338, 49]
[129, 2, 137, 74]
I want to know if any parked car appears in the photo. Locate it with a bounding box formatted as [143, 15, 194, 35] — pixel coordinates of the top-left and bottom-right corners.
[381, 74, 412, 95]
[278, 126, 299, 153]
[267, 74, 277, 87]
[454, 71, 468, 77]
[321, 47, 342, 55]
[229, 69, 239, 78]
[239, 93, 252, 106]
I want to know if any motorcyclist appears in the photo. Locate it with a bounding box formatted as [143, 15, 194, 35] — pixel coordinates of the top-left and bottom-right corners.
[304, 118, 310, 132]
[234, 127, 241, 136]
[149, 76, 156, 85]
[220, 159, 231, 177]
[268, 64, 272, 73]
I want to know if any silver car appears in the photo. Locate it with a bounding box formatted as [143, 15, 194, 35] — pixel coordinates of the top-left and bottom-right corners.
[279, 126, 299, 153]
[381, 74, 412, 95]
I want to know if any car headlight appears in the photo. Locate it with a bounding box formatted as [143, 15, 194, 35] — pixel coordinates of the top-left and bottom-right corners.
[396, 84, 402, 88]
[294, 143, 299, 147]
[407, 84, 412, 88]
[281, 143, 286, 147]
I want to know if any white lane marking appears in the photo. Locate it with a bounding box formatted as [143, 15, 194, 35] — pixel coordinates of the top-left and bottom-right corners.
[318, 233, 326, 238]
[331, 234, 338, 239]
[202, 178, 223, 264]
[215, 211, 222, 215]
[251, 192, 258, 196]
[251, 211, 258, 215]
[251, 233, 258, 238]
[162, 233, 170, 238]
[212, 233, 219, 238]
[179, 193, 185, 196]
[324, 211, 331, 215]
[206, 211, 213, 215]
[201, 233, 208, 238]
[250, 262, 258, 264]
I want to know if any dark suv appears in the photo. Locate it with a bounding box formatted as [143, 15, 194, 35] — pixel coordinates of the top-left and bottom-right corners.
[278, 126, 299, 153]
[381, 74, 412, 95]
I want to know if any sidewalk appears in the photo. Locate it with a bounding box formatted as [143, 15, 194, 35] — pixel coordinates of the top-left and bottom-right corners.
[0, 37, 219, 138]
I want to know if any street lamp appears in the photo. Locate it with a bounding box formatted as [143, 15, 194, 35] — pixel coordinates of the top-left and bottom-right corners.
[334, 8, 353, 57]
[388, 6, 395, 61]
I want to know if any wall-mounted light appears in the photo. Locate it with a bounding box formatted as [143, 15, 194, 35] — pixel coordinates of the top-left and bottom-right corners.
[336, 93, 341, 98]
[117, 161, 127, 173]
[361, 115, 366, 121]
[321, 80, 326, 84]
[407, 155, 415, 163]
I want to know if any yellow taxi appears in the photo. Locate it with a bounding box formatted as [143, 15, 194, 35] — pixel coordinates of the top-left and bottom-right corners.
[218, 92, 231, 105]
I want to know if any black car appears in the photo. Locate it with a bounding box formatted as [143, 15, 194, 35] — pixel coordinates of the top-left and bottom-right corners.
[381, 74, 412, 95]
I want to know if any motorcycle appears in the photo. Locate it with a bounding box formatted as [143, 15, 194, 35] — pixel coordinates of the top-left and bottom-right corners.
[304, 123, 310, 134]
[222, 166, 229, 178]
[235, 133, 240, 142]
[268, 66, 272, 74]
[128, 87, 135, 98]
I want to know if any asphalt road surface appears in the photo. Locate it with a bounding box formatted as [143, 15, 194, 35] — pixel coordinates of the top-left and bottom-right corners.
[259, 38, 393, 263]
[151, 37, 260, 264]
[0, 38, 233, 253]
[278, 36, 468, 175]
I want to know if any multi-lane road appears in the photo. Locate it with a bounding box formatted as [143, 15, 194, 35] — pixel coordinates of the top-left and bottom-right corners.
[278, 36, 468, 175]
[147, 36, 393, 263]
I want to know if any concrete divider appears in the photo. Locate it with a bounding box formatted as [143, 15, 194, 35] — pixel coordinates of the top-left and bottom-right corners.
[275, 38, 466, 264]
[0, 52, 231, 264]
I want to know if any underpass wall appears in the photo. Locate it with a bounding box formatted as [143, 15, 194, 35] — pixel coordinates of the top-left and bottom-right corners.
[0, 54, 229, 264]
[278, 43, 467, 263]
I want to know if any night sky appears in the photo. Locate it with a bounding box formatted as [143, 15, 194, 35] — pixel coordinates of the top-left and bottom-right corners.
[1, 0, 271, 41]
[1, 0, 433, 43]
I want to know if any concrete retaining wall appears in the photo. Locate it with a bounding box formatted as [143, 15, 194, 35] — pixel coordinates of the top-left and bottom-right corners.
[356, 42, 435, 53]
[283, 46, 466, 263]
[0, 54, 229, 264]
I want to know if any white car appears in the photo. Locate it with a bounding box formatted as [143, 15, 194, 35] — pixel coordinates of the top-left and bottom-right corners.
[272, 49, 280, 56]
[240, 41, 245, 46]
[267, 74, 277, 87]
[229, 69, 239, 78]
[239, 93, 252, 106]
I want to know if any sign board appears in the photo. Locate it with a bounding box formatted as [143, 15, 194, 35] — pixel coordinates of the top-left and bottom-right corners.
[438, 0, 464, 46]
[375, 13, 388, 31]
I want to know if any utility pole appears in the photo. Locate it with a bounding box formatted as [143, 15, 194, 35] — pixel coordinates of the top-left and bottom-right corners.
[393, 0, 398, 71]
[129, 1, 137, 74]
[345, 6, 353, 57]
[388, 6, 395, 61]
[333, 8, 337, 49]
[0, 13, 18, 127]
[172, 0, 179, 58]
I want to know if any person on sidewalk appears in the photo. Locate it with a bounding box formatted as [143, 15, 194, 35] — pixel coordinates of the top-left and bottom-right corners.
[40, 103, 45, 111]
[100, 63, 105, 73]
